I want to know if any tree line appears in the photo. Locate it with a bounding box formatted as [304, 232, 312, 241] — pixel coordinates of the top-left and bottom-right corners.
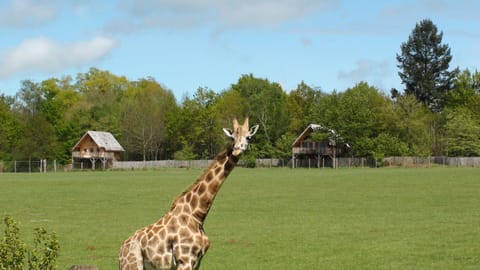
[0, 19, 479, 164]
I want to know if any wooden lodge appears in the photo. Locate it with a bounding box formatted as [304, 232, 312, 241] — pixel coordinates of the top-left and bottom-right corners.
[292, 124, 350, 168]
[72, 131, 125, 169]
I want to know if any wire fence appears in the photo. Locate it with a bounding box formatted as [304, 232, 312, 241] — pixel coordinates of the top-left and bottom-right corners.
[1, 156, 480, 173]
[0, 160, 62, 173]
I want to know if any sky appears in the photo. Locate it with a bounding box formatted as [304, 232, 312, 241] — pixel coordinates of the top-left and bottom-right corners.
[0, 0, 479, 100]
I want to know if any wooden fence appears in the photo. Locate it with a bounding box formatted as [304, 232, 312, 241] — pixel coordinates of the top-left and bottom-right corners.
[384, 156, 480, 167]
[111, 160, 213, 169]
[113, 156, 480, 170]
[112, 156, 480, 169]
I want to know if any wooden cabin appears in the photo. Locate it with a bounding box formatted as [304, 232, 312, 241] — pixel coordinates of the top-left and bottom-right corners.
[72, 131, 125, 169]
[292, 124, 350, 168]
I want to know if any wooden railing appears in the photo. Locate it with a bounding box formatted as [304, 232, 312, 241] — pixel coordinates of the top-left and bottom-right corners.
[72, 151, 116, 159]
[292, 147, 332, 155]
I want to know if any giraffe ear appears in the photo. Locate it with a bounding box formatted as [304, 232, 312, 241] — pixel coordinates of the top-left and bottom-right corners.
[248, 125, 259, 137]
[223, 128, 234, 139]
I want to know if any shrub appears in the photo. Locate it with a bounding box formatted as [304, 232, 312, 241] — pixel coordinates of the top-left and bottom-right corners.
[0, 216, 60, 270]
[241, 151, 257, 168]
[0, 216, 26, 270]
[28, 228, 60, 270]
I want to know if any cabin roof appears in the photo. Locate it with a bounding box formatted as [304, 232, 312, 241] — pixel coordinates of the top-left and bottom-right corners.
[72, 131, 125, 152]
[292, 124, 323, 147]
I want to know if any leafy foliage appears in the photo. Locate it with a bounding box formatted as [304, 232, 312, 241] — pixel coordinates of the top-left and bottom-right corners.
[396, 19, 459, 112]
[0, 96, 19, 161]
[1, 18, 480, 162]
[286, 81, 324, 134]
[0, 216, 59, 270]
[121, 78, 177, 160]
[28, 228, 60, 270]
[391, 94, 434, 156]
[0, 216, 26, 270]
[231, 74, 289, 157]
[442, 108, 480, 156]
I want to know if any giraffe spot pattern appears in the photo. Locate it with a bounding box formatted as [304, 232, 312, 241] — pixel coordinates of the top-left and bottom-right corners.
[119, 116, 255, 269]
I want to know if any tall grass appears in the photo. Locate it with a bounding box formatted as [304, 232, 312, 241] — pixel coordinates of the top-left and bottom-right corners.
[1, 168, 479, 269]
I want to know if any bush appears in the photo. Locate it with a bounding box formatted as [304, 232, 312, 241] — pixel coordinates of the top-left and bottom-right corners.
[241, 150, 257, 168]
[0, 216, 26, 270]
[28, 228, 60, 270]
[0, 216, 59, 270]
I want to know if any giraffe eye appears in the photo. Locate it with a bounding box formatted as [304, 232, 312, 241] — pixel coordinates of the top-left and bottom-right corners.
[246, 136, 252, 141]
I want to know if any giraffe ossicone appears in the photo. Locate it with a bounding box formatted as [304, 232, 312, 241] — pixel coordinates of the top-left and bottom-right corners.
[119, 117, 259, 270]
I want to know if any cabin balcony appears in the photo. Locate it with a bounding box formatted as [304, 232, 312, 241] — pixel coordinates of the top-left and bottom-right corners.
[292, 147, 332, 155]
[72, 151, 116, 160]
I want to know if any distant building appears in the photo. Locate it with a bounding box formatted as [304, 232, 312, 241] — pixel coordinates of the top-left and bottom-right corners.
[72, 131, 125, 169]
[292, 124, 350, 168]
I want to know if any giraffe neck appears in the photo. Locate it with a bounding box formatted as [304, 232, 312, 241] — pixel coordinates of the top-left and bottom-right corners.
[169, 147, 239, 224]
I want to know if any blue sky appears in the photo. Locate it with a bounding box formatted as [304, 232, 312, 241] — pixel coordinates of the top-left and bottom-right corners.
[0, 0, 479, 100]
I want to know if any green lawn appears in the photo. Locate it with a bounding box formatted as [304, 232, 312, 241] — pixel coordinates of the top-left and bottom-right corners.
[1, 167, 479, 269]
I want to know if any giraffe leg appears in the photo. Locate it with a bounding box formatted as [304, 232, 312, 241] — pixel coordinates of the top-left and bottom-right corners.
[174, 254, 204, 270]
[119, 240, 144, 270]
[173, 243, 208, 270]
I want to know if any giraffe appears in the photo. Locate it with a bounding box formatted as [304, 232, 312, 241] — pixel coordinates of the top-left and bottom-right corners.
[119, 117, 259, 270]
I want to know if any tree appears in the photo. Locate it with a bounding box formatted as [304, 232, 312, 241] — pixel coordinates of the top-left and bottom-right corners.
[39, 78, 80, 163]
[396, 19, 459, 112]
[312, 90, 341, 130]
[335, 82, 393, 156]
[121, 78, 177, 161]
[445, 69, 480, 117]
[169, 88, 221, 159]
[0, 96, 18, 160]
[286, 81, 324, 134]
[231, 74, 289, 157]
[442, 108, 480, 156]
[73, 68, 128, 135]
[12, 81, 59, 161]
[392, 94, 433, 156]
[372, 133, 409, 159]
[14, 114, 58, 161]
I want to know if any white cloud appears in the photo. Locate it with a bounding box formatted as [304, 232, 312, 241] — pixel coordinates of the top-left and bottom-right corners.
[337, 59, 391, 87]
[0, 36, 118, 79]
[217, 0, 330, 27]
[379, 0, 480, 21]
[0, 0, 59, 28]
[108, 0, 337, 34]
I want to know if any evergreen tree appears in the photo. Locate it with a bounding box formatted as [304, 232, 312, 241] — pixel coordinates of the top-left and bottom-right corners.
[396, 19, 459, 112]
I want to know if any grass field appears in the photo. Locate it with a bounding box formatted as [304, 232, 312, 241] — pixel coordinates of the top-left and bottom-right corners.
[1, 167, 479, 269]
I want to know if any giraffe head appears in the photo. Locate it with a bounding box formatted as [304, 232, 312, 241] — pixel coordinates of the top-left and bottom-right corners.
[223, 117, 259, 156]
